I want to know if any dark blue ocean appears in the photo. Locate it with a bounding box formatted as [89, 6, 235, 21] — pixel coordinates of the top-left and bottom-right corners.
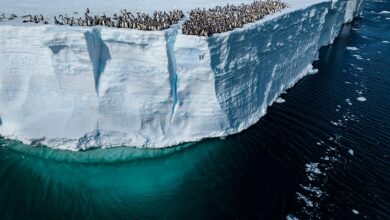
[0, 0, 389, 219]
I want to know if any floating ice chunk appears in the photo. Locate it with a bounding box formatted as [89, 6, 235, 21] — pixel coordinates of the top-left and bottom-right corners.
[357, 97, 367, 102]
[352, 209, 359, 214]
[346, 47, 359, 51]
[301, 185, 323, 198]
[348, 149, 354, 156]
[275, 98, 286, 103]
[296, 192, 314, 207]
[352, 54, 363, 60]
[308, 68, 319, 75]
[306, 162, 321, 174]
[331, 121, 343, 126]
[286, 215, 299, 220]
[346, 98, 353, 106]
[356, 90, 363, 95]
[383, 41, 390, 44]
[379, 11, 390, 14]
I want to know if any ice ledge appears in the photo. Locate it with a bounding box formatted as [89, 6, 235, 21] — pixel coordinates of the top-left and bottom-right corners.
[0, 0, 364, 150]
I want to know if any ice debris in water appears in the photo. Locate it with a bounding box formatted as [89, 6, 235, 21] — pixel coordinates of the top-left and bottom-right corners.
[286, 214, 299, 220]
[306, 163, 321, 175]
[275, 97, 286, 103]
[352, 54, 363, 60]
[308, 68, 319, 75]
[357, 97, 367, 102]
[352, 209, 360, 214]
[345, 98, 352, 106]
[348, 149, 354, 156]
[296, 192, 314, 207]
[383, 41, 390, 44]
[379, 11, 390, 14]
[346, 46, 359, 51]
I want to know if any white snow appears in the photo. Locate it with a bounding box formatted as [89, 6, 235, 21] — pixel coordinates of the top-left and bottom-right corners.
[0, 0, 365, 150]
[357, 97, 367, 102]
[1, 0, 256, 17]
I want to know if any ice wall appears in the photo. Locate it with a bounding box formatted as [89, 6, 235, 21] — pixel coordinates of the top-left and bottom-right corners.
[0, 0, 364, 150]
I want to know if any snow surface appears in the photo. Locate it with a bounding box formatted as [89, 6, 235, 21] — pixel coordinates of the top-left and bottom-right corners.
[0, 0, 365, 150]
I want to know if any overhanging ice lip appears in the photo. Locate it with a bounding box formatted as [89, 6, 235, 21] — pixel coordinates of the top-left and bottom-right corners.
[0, 0, 365, 151]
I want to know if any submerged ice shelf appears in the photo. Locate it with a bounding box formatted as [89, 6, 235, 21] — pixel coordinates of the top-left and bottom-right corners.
[0, 0, 364, 150]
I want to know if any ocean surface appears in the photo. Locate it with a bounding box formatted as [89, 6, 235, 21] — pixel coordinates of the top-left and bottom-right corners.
[0, 0, 389, 219]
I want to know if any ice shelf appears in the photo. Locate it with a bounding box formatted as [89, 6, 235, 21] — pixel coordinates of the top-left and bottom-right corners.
[0, 0, 365, 150]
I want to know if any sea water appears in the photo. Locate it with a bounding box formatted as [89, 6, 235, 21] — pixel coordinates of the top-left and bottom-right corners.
[0, 0, 389, 219]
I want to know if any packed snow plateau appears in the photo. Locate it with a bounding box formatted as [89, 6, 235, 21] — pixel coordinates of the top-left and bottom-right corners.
[0, 0, 364, 150]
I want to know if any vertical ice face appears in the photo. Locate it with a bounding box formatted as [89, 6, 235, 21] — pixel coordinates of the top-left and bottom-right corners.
[0, 0, 364, 150]
[84, 29, 111, 94]
[207, 3, 330, 130]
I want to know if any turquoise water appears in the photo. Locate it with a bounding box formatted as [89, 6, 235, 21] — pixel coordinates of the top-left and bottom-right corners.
[1, 0, 390, 219]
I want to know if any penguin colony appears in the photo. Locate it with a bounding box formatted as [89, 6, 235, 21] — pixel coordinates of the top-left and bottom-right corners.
[1, 13, 48, 24]
[0, 13, 18, 22]
[182, 0, 287, 36]
[0, 0, 287, 36]
[54, 9, 184, 30]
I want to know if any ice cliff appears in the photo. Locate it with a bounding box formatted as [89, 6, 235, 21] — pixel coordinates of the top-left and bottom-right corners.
[0, 0, 364, 150]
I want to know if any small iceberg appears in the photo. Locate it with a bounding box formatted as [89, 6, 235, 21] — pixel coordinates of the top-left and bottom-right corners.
[357, 97, 367, 102]
[275, 98, 286, 103]
[308, 68, 319, 75]
[352, 209, 360, 214]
